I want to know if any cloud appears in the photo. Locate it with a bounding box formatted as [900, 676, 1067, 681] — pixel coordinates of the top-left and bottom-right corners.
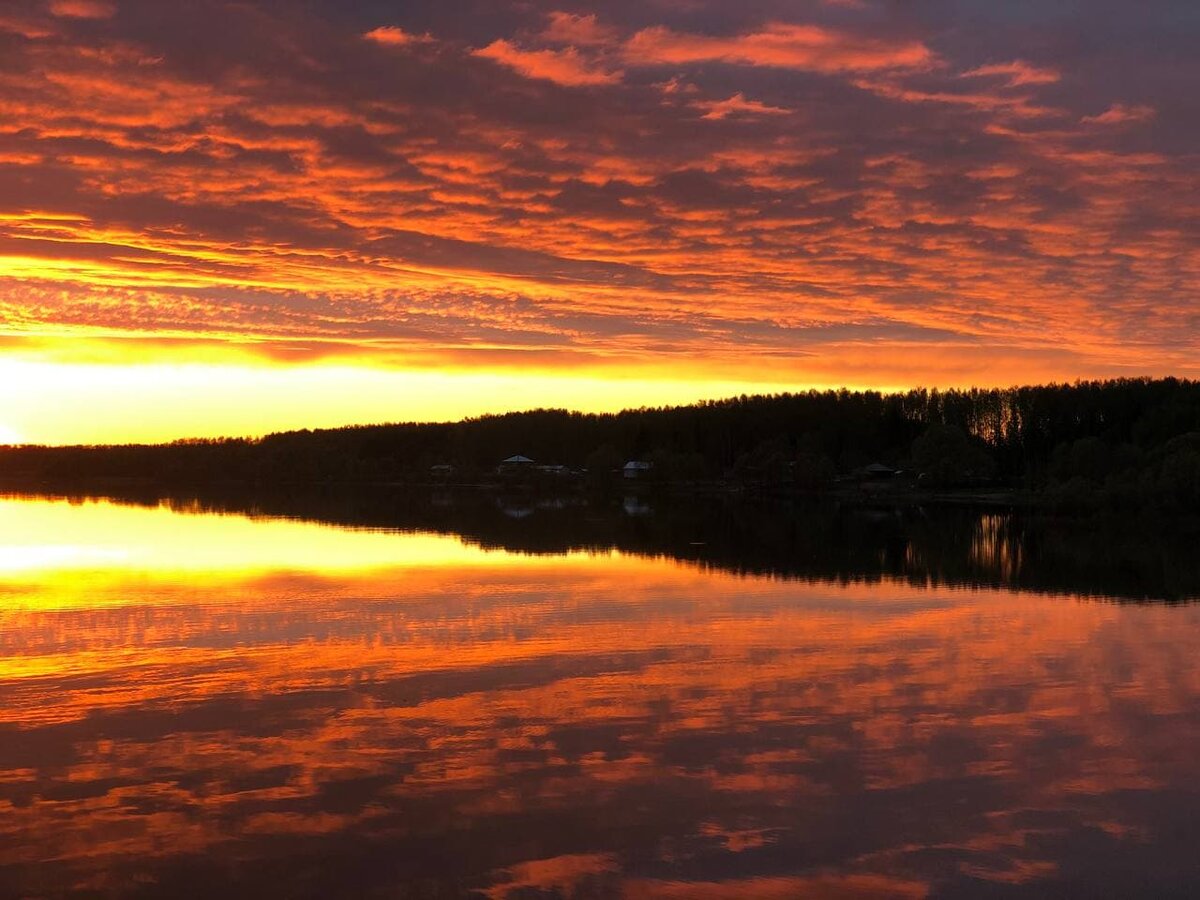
[0, 0, 1195, 398]
[696, 93, 790, 120]
[962, 60, 1060, 87]
[622, 21, 933, 73]
[478, 16, 934, 87]
[363, 26, 430, 47]
[48, 0, 116, 19]
[541, 12, 618, 47]
[1082, 103, 1157, 126]
[0, 10, 57, 38]
[475, 39, 623, 86]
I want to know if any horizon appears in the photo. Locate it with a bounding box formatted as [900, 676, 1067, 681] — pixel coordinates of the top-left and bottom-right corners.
[0, 1, 1197, 444]
[4, 1, 1195, 888]
[4, 4, 1198, 891]
[2, 374, 1192, 449]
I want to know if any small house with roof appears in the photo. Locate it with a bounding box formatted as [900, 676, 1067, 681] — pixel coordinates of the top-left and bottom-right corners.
[623, 460, 653, 480]
[860, 462, 899, 481]
[497, 454, 535, 475]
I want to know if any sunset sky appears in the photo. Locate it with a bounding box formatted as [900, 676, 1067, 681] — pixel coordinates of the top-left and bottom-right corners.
[0, 0, 1196, 444]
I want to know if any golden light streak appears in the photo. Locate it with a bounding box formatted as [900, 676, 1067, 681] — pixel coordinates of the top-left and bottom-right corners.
[0, 358, 812, 445]
[0, 2, 1194, 442]
[0, 495, 596, 591]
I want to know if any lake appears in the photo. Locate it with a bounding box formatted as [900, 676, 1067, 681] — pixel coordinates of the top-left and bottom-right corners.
[2, 492, 1199, 898]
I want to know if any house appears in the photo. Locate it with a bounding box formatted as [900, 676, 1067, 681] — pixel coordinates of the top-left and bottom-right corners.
[498, 501, 535, 519]
[861, 463, 899, 480]
[497, 454, 535, 474]
[623, 460, 653, 480]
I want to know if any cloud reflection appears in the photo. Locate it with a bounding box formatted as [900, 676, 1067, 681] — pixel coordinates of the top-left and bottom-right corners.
[2, 497, 1199, 896]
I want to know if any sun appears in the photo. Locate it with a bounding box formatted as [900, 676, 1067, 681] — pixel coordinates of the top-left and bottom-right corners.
[0, 423, 25, 446]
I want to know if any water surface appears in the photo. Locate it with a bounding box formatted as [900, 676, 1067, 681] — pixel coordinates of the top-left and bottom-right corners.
[2, 495, 1199, 898]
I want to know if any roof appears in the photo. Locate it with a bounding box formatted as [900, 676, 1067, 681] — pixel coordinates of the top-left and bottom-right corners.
[864, 463, 897, 474]
[624, 460, 653, 470]
[501, 454, 535, 464]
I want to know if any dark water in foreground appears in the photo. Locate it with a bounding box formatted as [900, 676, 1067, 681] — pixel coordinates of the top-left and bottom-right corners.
[1, 492, 1199, 898]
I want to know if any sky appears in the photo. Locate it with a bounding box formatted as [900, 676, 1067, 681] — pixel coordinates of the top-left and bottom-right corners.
[0, 0, 1196, 444]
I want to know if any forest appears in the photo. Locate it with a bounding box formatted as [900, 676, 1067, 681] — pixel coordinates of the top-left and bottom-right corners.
[2, 377, 1199, 511]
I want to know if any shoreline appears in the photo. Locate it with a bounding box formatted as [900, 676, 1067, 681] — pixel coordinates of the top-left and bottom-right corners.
[0, 474, 1136, 517]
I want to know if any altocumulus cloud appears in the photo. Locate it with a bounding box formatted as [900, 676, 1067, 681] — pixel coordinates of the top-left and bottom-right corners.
[0, 0, 1195, 386]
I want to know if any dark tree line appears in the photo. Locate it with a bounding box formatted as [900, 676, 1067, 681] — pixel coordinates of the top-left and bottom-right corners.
[2, 377, 1198, 509]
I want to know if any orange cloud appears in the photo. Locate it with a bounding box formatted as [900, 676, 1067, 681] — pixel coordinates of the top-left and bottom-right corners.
[696, 93, 791, 120]
[0, 9, 57, 37]
[1082, 103, 1157, 126]
[363, 25, 430, 47]
[623, 22, 933, 73]
[475, 39, 623, 86]
[0, 0, 1195, 436]
[541, 12, 618, 47]
[47, 0, 116, 19]
[962, 60, 1061, 86]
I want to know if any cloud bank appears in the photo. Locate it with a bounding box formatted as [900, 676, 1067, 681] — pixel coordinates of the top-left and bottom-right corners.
[0, 0, 1195, 388]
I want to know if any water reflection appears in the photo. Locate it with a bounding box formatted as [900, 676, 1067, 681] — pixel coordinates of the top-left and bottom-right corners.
[1, 496, 1199, 898]
[12, 485, 1200, 603]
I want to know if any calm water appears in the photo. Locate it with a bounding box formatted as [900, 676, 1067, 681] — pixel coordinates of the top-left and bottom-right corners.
[2, 494, 1199, 898]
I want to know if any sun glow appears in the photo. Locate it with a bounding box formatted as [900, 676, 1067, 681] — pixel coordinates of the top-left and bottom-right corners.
[0, 357, 810, 445]
[0, 0, 1194, 445]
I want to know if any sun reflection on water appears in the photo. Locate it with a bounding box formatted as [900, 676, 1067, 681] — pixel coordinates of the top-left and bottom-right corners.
[0, 495, 616, 598]
[0, 496, 1198, 897]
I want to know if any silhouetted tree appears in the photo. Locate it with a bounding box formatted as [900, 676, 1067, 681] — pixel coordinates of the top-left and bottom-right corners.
[911, 424, 996, 486]
[1, 378, 1198, 510]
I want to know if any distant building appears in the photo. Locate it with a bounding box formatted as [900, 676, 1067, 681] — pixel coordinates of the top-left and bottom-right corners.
[860, 463, 899, 481]
[498, 501, 534, 519]
[498, 454, 535, 474]
[430, 464, 454, 481]
[623, 460, 653, 480]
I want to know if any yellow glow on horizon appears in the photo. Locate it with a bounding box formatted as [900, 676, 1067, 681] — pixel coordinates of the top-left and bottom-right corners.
[0, 357, 815, 445]
[0, 422, 24, 445]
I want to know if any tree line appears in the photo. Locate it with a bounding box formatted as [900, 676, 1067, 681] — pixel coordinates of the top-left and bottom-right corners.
[2, 377, 1198, 510]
